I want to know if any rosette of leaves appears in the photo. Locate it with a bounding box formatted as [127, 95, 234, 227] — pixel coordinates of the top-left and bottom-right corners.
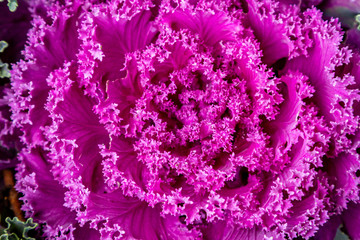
[1, 0, 360, 239]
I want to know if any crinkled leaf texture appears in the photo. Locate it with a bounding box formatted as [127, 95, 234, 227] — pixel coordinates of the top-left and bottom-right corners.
[0, 0, 359, 239]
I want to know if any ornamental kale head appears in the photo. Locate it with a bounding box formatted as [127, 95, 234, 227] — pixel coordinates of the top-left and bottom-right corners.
[0, 0, 359, 239]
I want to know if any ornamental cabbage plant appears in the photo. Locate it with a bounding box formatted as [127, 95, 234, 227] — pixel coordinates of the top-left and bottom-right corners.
[0, 0, 359, 239]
